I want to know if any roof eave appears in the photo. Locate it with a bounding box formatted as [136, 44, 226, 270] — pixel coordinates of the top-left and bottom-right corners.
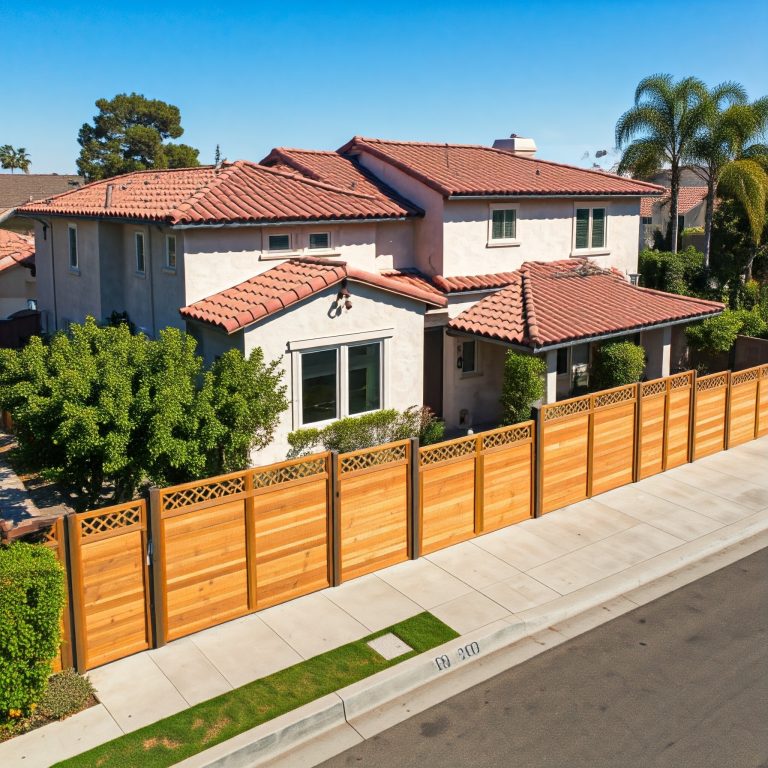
[447, 191, 666, 200]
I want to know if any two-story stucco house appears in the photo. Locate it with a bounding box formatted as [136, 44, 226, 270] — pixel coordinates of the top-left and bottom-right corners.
[18, 136, 723, 462]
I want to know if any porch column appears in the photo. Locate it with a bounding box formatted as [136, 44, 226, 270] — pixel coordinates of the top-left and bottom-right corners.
[545, 349, 558, 404]
[660, 325, 672, 377]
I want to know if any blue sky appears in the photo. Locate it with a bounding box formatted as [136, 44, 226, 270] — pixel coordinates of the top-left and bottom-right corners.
[3, 0, 767, 173]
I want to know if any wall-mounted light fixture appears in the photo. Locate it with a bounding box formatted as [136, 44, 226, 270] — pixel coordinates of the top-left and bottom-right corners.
[337, 281, 352, 310]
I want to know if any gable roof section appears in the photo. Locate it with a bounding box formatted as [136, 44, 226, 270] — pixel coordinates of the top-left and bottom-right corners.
[382, 269, 518, 297]
[0, 174, 83, 209]
[339, 137, 666, 198]
[449, 259, 723, 349]
[16, 161, 421, 225]
[0, 230, 34, 273]
[180, 257, 446, 333]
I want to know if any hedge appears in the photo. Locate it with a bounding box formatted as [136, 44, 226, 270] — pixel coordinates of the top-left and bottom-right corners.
[500, 352, 545, 425]
[591, 342, 646, 391]
[0, 543, 66, 718]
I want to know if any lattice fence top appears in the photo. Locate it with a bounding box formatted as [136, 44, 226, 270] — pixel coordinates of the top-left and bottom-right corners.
[641, 380, 667, 397]
[762, 365, 768, 379]
[162, 475, 245, 512]
[731, 367, 761, 386]
[253, 457, 327, 488]
[420, 437, 475, 466]
[594, 385, 636, 409]
[340, 442, 408, 475]
[697, 372, 729, 391]
[543, 397, 590, 422]
[481, 423, 533, 450]
[79, 503, 143, 540]
[670, 372, 693, 390]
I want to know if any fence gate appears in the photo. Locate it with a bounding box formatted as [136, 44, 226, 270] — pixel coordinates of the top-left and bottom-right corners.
[337, 440, 411, 581]
[693, 372, 729, 459]
[67, 501, 152, 670]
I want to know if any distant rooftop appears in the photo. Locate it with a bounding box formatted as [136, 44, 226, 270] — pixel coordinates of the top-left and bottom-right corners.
[0, 173, 83, 209]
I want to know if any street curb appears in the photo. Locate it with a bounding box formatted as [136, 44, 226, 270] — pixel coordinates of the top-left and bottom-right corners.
[174, 512, 768, 768]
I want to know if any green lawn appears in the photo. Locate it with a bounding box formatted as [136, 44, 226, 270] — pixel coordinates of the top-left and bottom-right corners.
[55, 612, 457, 768]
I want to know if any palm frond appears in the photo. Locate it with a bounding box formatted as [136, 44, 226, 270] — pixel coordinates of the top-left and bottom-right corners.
[719, 159, 768, 246]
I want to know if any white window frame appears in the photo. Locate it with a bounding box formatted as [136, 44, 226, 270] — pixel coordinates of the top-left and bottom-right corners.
[572, 205, 609, 255]
[165, 234, 177, 272]
[134, 231, 146, 275]
[307, 231, 332, 251]
[487, 204, 520, 247]
[67, 223, 79, 272]
[267, 232, 293, 253]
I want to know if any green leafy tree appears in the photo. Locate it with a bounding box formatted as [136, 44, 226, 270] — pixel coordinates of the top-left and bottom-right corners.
[616, 74, 709, 253]
[76, 93, 201, 181]
[500, 352, 545, 425]
[683, 309, 766, 355]
[638, 246, 707, 296]
[590, 342, 646, 390]
[0, 145, 31, 173]
[0, 319, 287, 510]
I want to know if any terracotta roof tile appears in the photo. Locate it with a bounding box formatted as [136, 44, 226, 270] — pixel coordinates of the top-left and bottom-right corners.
[340, 137, 666, 198]
[381, 269, 518, 296]
[181, 257, 446, 333]
[0, 230, 34, 273]
[448, 259, 723, 348]
[16, 161, 420, 225]
[642, 186, 708, 218]
[640, 197, 655, 217]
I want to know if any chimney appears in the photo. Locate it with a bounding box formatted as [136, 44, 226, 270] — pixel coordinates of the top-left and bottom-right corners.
[104, 184, 114, 209]
[492, 134, 537, 158]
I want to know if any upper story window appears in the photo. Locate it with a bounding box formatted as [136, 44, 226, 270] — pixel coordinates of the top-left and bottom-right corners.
[308, 232, 330, 250]
[488, 205, 518, 245]
[135, 232, 146, 274]
[67, 224, 78, 270]
[268, 233, 291, 251]
[165, 235, 177, 270]
[574, 207, 606, 251]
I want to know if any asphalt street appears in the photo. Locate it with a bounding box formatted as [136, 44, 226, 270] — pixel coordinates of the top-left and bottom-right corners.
[320, 548, 768, 768]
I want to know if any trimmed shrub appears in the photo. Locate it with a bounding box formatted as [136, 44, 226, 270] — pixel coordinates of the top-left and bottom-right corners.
[685, 308, 766, 354]
[0, 543, 65, 718]
[638, 247, 706, 297]
[287, 406, 444, 456]
[500, 352, 545, 425]
[734, 308, 768, 339]
[38, 669, 94, 720]
[590, 342, 646, 391]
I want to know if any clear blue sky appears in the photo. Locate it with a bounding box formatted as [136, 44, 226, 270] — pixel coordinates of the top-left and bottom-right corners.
[3, 0, 767, 174]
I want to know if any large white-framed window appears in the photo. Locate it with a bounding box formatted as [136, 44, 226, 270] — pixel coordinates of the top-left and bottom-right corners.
[67, 224, 78, 271]
[134, 232, 146, 274]
[165, 234, 177, 271]
[487, 204, 519, 246]
[573, 206, 607, 252]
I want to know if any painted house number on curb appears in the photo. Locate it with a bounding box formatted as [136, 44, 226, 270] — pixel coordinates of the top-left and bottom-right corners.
[434, 642, 480, 670]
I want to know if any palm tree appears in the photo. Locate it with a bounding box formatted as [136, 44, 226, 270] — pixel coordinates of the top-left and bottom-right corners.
[12, 147, 31, 174]
[616, 74, 709, 253]
[0, 145, 13, 171]
[0, 145, 31, 173]
[688, 87, 768, 265]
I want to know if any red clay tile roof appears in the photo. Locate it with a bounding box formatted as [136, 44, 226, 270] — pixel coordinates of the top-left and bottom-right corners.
[642, 186, 708, 218]
[449, 259, 723, 349]
[260, 148, 420, 217]
[340, 137, 666, 198]
[16, 161, 420, 225]
[0, 230, 34, 273]
[382, 269, 518, 296]
[180, 257, 446, 333]
[640, 197, 655, 217]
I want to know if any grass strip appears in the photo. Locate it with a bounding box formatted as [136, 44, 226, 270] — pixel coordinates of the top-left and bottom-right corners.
[55, 612, 458, 768]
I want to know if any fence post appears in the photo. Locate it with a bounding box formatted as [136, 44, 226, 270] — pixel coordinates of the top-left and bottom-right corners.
[65, 513, 87, 673]
[148, 486, 166, 649]
[532, 406, 543, 518]
[688, 370, 698, 463]
[633, 382, 642, 483]
[409, 437, 421, 559]
[330, 451, 341, 586]
[56, 515, 75, 670]
[243, 471, 258, 612]
[724, 370, 733, 450]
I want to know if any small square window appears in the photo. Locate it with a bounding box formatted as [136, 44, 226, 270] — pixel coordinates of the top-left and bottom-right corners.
[166, 235, 177, 270]
[67, 224, 78, 270]
[268, 234, 291, 251]
[490, 208, 517, 241]
[308, 232, 330, 250]
[135, 232, 146, 273]
[461, 341, 476, 374]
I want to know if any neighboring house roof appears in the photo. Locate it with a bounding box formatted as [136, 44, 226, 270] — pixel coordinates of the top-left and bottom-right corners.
[339, 137, 666, 198]
[180, 257, 447, 333]
[16, 161, 422, 225]
[0, 174, 83, 209]
[260, 148, 420, 216]
[641, 187, 709, 219]
[382, 269, 518, 297]
[0, 230, 35, 273]
[640, 197, 655, 217]
[448, 259, 723, 349]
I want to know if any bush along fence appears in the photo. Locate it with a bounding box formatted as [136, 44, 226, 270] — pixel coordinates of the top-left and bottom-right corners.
[14, 364, 768, 673]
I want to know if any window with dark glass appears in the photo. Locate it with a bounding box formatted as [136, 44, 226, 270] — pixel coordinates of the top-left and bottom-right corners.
[461, 340, 476, 373]
[309, 232, 330, 250]
[268, 234, 291, 251]
[491, 208, 516, 240]
[348, 343, 381, 414]
[557, 347, 569, 375]
[135, 232, 146, 273]
[68, 225, 78, 269]
[301, 349, 337, 424]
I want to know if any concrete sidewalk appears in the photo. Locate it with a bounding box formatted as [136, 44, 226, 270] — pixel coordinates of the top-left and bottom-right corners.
[2, 437, 767, 768]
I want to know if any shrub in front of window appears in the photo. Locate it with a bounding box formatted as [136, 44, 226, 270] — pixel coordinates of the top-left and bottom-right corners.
[590, 341, 646, 390]
[500, 352, 545, 425]
[0, 543, 66, 719]
[287, 405, 444, 456]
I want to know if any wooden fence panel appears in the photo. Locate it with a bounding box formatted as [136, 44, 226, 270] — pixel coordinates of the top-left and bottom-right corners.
[338, 441, 410, 581]
[590, 385, 637, 496]
[479, 422, 534, 532]
[541, 396, 591, 514]
[759, 366, 768, 437]
[68, 501, 151, 670]
[666, 372, 694, 469]
[251, 455, 332, 610]
[419, 436, 476, 555]
[637, 379, 667, 479]
[693, 372, 729, 459]
[728, 366, 761, 447]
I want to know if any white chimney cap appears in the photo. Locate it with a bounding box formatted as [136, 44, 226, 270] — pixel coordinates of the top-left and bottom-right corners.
[492, 135, 537, 158]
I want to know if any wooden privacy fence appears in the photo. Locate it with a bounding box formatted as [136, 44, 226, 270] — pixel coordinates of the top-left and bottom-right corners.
[27, 363, 768, 672]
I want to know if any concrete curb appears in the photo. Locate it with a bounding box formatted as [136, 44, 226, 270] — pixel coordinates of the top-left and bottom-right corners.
[175, 512, 768, 768]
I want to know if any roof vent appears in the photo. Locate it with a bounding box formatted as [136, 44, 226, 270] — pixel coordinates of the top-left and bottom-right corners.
[492, 134, 537, 158]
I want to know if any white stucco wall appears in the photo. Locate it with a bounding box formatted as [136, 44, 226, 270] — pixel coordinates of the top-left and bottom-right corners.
[442, 198, 642, 277]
